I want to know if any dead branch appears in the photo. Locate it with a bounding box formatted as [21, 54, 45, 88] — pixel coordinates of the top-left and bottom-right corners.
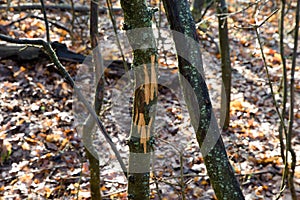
[0, 33, 127, 178]
[0, 3, 122, 14]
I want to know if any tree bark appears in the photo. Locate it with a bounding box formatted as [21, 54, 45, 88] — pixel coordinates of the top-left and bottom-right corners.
[287, 1, 299, 199]
[120, 1, 158, 199]
[162, 0, 245, 199]
[82, 0, 104, 199]
[216, 0, 231, 130]
[278, 0, 287, 166]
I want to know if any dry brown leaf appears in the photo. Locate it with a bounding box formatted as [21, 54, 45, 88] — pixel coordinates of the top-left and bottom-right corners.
[21, 142, 30, 151]
[13, 66, 26, 77]
[272, 53, 281, 64]
[46, 134, 61, 143]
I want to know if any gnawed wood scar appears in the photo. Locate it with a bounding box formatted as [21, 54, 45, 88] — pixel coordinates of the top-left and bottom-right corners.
[135, 55, 158, 153]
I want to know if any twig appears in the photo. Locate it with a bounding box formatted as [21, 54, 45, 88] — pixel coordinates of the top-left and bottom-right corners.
[4, 14, 70, 32]
[106, 0, 129, 73]
[4, 14, 29, 27]
[33, 15, 71, 32]
[70, 0, 75, 43]
[217, 0, 261, 20]
[253, 21, 287, 150]
[75, 150, 85, 200]
[163, 168, 278, 180]
[158, 138, 186, 200]
[39, 0, 50, 42]
[197, 26, 220, 54]
[252, 11, 292, 200]
[179, 151, 186, 200]
[101, 189, 127, 198]
[246, 6, 290, 199]
[198, 0, 214, 23]
[154, 0, 168, 65]
[150, 177, 181, 189]
[234, 9, 279, 29]
[152, 172, 163, 200]
[256, 9, 279, 28]
[0, 33, 127, 178]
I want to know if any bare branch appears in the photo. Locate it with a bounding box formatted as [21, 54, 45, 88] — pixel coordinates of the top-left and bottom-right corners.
[0, 3, 122, 14]
[0, 33, 127, 177]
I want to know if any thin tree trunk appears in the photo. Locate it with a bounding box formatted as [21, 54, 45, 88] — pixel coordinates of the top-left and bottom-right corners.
[287, 1, 299, 199]
[120, 1, 158, 199]
[278, 0, 287, 169]
[216, 0, 231, 130]
[162, 0, 245, 199]
[82, 0, 104, 199]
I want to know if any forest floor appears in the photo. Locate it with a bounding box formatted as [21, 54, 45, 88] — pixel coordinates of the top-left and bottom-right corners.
[0, 0, 300, 199]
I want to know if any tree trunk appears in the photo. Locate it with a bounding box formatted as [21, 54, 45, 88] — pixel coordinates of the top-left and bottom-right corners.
[120, 1, 158, 199]
[287, 1, 299, 198]
[162, 0, 245, 199]
[82, 0, 104, 199]
[216, 0, 231, 130]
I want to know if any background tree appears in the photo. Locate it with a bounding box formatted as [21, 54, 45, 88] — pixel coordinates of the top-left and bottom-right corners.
[216, 0, 231, 130]
[286, 0, 298, 198]
[81, 0, 104, 199]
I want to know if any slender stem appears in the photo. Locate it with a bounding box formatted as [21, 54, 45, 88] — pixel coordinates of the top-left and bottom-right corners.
[254, 28, 289, 199]
[39, 0, 50, 42]
[217, 0, 231, 130]
[158, 138, 185, 199]
[179, 152, 186, 200]
[217, 0, 260, 20]
[287, 1, 299, 199]
[0, 33, 127, 177]
[85, 0, 104, 199]
[278, 0, 287, 184]
[106, 0, 129, 73]
[70, 0, 75, 43]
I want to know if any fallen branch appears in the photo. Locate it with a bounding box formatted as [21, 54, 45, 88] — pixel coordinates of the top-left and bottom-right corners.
[0, 42, 86, 62]
[0, 33, 128, 177]
[0, 3, 122, 14]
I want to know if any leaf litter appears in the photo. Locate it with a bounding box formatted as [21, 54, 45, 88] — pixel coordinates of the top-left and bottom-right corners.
[0, 0, 300, 199]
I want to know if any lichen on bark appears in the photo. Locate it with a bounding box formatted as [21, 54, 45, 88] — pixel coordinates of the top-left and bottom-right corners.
[162, 0, 245, 199]
[120, 0, 158, 199]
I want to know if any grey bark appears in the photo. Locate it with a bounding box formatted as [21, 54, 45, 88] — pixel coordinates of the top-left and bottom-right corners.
[162, 0, 245, 199]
